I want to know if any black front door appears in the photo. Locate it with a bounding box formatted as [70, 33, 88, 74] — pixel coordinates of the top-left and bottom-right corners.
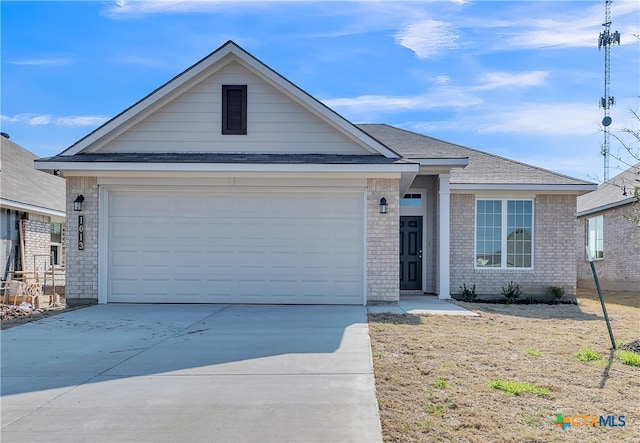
[400, 216, 423, 290]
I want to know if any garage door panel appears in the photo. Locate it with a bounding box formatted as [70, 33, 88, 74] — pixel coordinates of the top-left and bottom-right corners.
[106, 188, 364, 304]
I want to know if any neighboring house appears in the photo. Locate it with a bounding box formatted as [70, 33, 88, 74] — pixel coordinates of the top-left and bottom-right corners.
[35, 41, 596, 306]
[576, 164, 640, 291]
[1, 135, 66, 286]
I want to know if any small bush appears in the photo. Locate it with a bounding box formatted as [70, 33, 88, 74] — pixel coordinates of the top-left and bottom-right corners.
[459, 283, 477, 302]
[502, 281, 521, 304]
[619, 351, 640, 367]
[549, 286, 564, 303]
[488, 379, 549, 397]
[576, 347, 601, 362]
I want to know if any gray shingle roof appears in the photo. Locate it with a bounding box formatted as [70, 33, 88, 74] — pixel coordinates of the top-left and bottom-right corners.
[577, 163, 640, 215]
[358, 124, 594, 186]
[1, 137, 66, 213]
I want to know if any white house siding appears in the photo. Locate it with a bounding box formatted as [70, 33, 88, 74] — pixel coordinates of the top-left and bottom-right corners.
[99, 62, 372, 155]
[65, 176, 99, 306]
[367, 178, 400, 302]
[577, 205, 640, 291]
[450, 193, 577, 297]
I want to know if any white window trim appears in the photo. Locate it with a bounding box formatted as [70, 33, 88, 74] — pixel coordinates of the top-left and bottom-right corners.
[586, 215, 604, 261]
[474, 198, 535, 270]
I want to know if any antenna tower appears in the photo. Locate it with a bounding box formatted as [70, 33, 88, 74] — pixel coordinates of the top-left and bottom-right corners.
[598, 0, 620, 181]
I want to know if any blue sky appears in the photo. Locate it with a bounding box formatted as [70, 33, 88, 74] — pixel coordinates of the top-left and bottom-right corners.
[1, 0, 639, 182]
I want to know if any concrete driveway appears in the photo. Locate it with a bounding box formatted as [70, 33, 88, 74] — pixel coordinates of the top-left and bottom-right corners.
[1, 304, 382, 443]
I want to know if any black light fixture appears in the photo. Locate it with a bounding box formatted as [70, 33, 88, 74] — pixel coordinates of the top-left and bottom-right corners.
[73, 195, 84, 211]
[379, 197, 388, 214]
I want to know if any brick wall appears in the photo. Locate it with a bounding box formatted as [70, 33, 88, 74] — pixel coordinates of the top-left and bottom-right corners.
[577, 204, 640, 291]
[450, 194, 578, 297]
[65, 176, 99, 306]
[367, 178, 400, 302]
[22, 214, 51, 282]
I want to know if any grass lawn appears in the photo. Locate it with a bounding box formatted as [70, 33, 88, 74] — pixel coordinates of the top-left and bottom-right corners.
[369, 290, 640, 442]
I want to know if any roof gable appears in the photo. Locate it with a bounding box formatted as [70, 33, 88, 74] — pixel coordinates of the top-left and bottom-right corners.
[61, 41, 398, 158]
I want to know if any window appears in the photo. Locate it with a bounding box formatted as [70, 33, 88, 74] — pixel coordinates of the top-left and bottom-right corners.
[586, 215, 604, 259]
[400, 193, 423, 207]
[51, 222, 62, 265]
[222, 85, 247, 135]
[476, 199, 533, 268]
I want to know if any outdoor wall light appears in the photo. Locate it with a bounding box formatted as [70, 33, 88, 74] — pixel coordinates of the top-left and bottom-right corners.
[73, 195, 85, 212]
[379, 197, 388, 214]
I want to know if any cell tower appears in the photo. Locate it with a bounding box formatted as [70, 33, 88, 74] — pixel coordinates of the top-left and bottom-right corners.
[598, 0, 620, 181]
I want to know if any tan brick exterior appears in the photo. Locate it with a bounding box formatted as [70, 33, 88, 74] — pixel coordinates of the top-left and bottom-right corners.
[450, 193, 578, 297]
[367, 178, 400, 302]
[577, 204, 640, 291]
[65, 176, 99, 306]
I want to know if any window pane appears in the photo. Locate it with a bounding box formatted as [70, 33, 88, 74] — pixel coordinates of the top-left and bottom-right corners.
[506, 200, 532, 268]
[476, 200, 501, 267]
[51, 222, 62, 244]
[587, 215, 604, 259]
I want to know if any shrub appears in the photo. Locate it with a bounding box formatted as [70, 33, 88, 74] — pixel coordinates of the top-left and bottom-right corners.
[502, 281, 521, 304]
[459, 283, 477, 302]
[549, 286, 564, 303]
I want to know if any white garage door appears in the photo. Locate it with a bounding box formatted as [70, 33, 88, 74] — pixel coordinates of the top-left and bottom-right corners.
[106, 187, 364, 304]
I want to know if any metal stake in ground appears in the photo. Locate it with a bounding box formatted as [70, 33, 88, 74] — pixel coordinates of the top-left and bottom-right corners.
[586, 247, 617, 350]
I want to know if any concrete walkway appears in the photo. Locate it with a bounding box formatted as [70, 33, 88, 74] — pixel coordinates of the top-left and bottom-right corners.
[367, 296, 479, 316]
[1, 304, 382, 443]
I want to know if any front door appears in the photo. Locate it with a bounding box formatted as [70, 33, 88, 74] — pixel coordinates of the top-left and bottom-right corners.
[400, 216, 423, 290]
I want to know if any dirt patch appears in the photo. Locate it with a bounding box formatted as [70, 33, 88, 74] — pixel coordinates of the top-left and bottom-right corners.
[369, 290, 640, 442]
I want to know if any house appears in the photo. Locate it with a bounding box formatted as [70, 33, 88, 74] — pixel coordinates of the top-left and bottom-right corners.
[576, 164, 640, 291]
[34, 41, 596, 306]
[1, 134, 66, 288]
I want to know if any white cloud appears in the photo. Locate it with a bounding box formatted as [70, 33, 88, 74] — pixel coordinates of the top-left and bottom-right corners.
[1, 114, 109, 127]
[395, 19, 462, 59]
[472, 71, 549, 91]
[7, 58, 72, 66]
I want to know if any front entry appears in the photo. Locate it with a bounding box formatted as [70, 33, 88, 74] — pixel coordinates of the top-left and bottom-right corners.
[400, 216, 423, 290]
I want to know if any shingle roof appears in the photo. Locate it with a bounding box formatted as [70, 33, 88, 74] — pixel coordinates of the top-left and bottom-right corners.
[358, 124, 594, 186]
[577, 163, 640, 215]
[0, 137, 66, 213]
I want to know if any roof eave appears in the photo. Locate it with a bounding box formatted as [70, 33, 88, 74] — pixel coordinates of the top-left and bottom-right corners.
[577, 197, 637, 217]
[34, 160, 419, 174]
[450, 184, 599, 192]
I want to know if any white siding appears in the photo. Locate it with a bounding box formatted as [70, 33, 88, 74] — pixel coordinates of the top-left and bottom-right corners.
[100, 62, 371, 155]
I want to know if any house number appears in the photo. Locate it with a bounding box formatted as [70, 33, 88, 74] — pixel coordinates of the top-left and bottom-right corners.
[78, 215, 85, 250]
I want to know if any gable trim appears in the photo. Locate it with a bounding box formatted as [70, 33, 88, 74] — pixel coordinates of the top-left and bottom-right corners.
[59, 41, 399, 159]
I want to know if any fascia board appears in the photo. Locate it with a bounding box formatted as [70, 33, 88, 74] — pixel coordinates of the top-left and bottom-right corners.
[34, 161, 419, 174]
[0, 199, 65, 219]
[450, 184, 598, 192]
[416, 158, 469, 168]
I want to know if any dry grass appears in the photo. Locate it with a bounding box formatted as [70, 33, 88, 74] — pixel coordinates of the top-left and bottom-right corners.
[369, 290, 640, 442]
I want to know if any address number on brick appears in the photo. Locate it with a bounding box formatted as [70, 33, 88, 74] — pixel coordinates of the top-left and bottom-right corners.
[78, 215, 85, 251]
